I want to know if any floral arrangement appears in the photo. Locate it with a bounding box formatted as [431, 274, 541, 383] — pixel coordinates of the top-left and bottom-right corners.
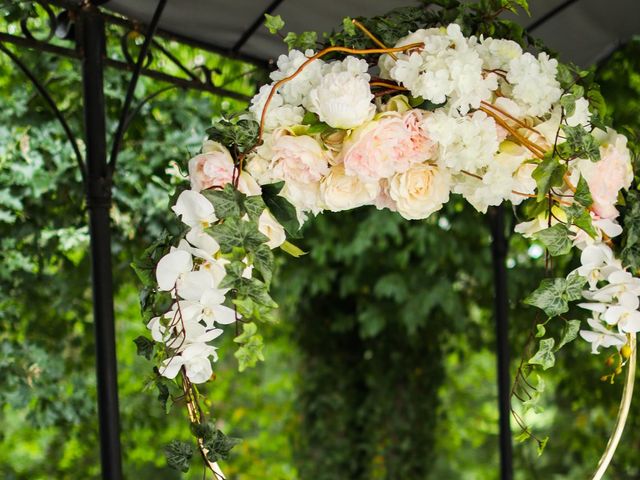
[132, 0, 638, 475]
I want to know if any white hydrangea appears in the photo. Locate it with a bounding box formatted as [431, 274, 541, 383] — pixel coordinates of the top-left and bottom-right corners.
[477, 37, 523, 71]
[506, 52, 562, 116]
[427, 110, 500, 173]
[388, 24, 497, 114]
[269, 49, 324, 108]
[249, 85, 304, 133]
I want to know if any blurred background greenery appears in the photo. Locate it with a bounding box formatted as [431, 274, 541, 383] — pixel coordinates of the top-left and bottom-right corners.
[1, 3, 640, 479]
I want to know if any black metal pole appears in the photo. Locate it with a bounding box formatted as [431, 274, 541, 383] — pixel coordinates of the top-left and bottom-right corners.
[77, 5, 124, 480]
[489, 205, 513, 480]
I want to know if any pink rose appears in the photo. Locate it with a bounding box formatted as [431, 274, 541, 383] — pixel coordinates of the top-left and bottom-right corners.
[271, 134, 330, 183]
[188, 141, 234, 192]
[578, 132, 633, 219]
[341, 110, 436, 182]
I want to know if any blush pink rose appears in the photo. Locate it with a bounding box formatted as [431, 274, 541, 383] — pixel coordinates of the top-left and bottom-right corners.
[271, 134, 330, 183]
[341, 110, 436, 182]
[578, 132, 633, 219]
[188, 141, 234, 192]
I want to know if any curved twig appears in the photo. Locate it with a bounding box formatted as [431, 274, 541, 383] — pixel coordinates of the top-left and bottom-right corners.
[0, 40, 86, 183]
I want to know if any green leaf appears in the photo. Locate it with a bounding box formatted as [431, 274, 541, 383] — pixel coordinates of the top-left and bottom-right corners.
[280, 240, 307, 257]
[535, 324, 546, 338]
[564, 273, 586, 301]
[556, 319, 581, 350]
[342, 17, 357, 36]
[201, 184, 244, 219]
[204, 429, 242, 463]
[252, 244, 274, 285]
[209, 217, 269, 253]
[564, 203, 598, 238]
[283, 31, 318, 50]
[133, 336, 154, 360]
[537, 436, 550, 456]
[532, 155, 566, 201]
[234, 322, 265, 372]
[262, 183, 301, 237]
[524, 278, 569, 317]
[535, 223, 572, 256]
[529, 338, 556, 370]
[562, 125, 601, 161]
[206, 115, 259, 153]
[244, 195, 266, 221]
[264, 14, 284, 34]
[164, 440, 194, 473]
[560, 94, 576, 117]
[574, 175, 593, 207]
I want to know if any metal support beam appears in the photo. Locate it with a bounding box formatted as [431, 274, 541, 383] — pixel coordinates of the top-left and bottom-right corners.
[77, 5, 123, 480]
[489, 205, 513, 480]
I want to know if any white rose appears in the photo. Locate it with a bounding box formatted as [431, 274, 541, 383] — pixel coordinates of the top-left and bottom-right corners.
[309, 68, 375, 129]
[320, 164, 379, 212]
[389, 163, 451, 220]
[258, 209, 286, 249]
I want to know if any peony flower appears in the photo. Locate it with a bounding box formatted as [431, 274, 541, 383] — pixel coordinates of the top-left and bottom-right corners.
[574, 129, 633, 219]
[320, 163, 379, 212]
[188, 141, 234, 192]
[258, 209, 287, 249]
[308, 57, 375, 129]
[271, 134, 330, 183]
[389, 162, 451, 220]
[341, 111, 436, 182]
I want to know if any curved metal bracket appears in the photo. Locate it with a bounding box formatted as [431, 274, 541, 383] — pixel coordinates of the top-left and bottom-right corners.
[108, 0, 167, 174]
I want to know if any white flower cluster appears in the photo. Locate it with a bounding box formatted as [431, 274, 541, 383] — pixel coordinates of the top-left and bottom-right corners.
[148, 142, 286, 384]
[576, 244, 638, 353]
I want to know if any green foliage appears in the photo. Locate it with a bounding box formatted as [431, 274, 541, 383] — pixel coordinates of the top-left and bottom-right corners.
[524, 273, 586, 318]
[234, 322, 265, 372]
[560, 125, 601, 161]
[261, 182, 301, 237]
[164, 440, 194, 473]
[191, 422, 242, 463]
[206, 115, 259, 154]
[264, 14, 285, 35]
[283, 31, 318, 51]
[529, 338, 556, 370]
[534, 224, 572, 256]
[532, 154, 566, 201]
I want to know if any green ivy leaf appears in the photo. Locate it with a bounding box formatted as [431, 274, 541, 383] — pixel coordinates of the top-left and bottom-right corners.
[564, 203, 598, 238]
[535, 223, 572, 256]
[252, 244, 274, 285]
[532, 155, 566, 201]
[234, 322, 265, 372]
[564, 272, 586, 301]
[342, 17, 357, 36]
[284, 31, 318, 50]
[560, 94, 576, 117]
[535, 324, 546, 338]
[244, 195, 266, 221]
[574, 175, 593, 207]
[562, 125, 601, 161]
[164, 440, 194, 473]
[264, 14, 284, 34]
[529, 338, 556, 370]
[205, 430, 242, 463]
[556, 319, 581, 350]
[201, 184, 244, 219]
[133, 336, 154, 360]
[209, 217, 269, 253]
[524, 278, 569, 317]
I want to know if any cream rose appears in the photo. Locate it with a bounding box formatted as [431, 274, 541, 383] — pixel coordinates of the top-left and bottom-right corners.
[258, 210, 286, 249]
[188, 141, 234, 192]
[320, 164, 379, 212]
[271, 134, 330, 184]
[389, 163, 451, 220]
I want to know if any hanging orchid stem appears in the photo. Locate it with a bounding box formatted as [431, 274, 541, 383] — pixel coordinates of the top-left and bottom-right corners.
[182, 373, 226, 480]
[256, 42, 425, 143]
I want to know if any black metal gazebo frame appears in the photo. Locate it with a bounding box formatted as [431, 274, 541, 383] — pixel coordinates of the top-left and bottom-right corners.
[0, 1, 584, 478]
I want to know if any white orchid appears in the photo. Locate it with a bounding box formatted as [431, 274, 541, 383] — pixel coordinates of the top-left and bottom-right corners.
[156, 248, 193, 291]
[161, 343, 218, 384]
[579, 317, 627, 354]
[172, 190, 217, 228]
[575, 243, 620, 290]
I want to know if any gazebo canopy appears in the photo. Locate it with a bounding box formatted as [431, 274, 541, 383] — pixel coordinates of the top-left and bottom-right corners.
[103, 0, 639, 67]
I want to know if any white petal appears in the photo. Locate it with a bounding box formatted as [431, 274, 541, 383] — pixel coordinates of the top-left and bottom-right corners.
[176, 270, 214, 301]
[603, 306, 624, 325]
[212, 305, 238, 325]
[156, 249, 193, 291]
[172, 190, 217, 228]
[186, 228, 220, 256]
[160, 356, 185, 379]
[578, 302, 607, 313]
[186, 357, 213, 384]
